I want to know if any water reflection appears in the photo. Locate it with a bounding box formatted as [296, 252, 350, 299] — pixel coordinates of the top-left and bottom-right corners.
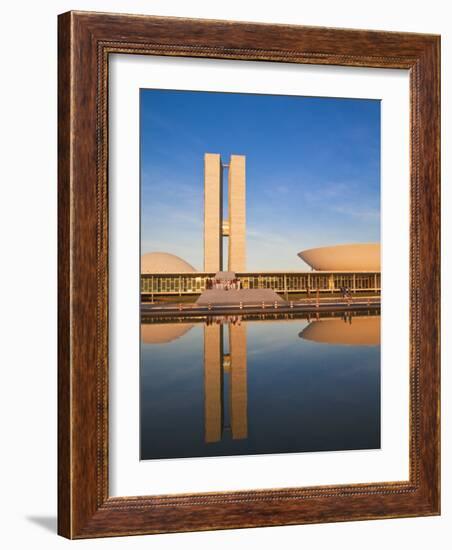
[140, 311, 381, 460]
[204, 321, 247, 443]
[300, 315, 380, 346]
[141, 322, 193, 344]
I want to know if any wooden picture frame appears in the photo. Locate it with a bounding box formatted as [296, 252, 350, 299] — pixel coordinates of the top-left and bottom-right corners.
[58, 10, 440, 538]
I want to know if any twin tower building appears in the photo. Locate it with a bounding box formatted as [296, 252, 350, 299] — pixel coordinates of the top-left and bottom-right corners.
[204, 153, 246, 273]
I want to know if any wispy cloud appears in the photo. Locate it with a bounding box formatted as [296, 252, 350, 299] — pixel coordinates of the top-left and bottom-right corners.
[141, 174, 204, 268]
[303, 181, 357, 202]
[330, 204, 380, 221]
[247, 226, 288, 245]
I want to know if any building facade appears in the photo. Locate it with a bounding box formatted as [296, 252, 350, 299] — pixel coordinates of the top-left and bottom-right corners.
[204, 153, 246, 272]
[141, 271, 381, 297]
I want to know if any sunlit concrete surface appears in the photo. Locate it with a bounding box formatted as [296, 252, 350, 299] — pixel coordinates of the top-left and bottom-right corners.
[203, 153, 246, 272]
[228, 155, 246, 272]
[204, 153, 222, 272]
[298, 243, 380, 271]
[141, 252, 197, 274]
[197, 289, 285, 306]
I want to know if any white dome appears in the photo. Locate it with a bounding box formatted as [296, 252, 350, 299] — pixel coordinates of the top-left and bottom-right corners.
[141, 252, 197, 274]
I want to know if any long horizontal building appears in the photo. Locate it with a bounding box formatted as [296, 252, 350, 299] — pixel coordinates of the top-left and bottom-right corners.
[141, 271, 380, 297]
[140, 250, 380, 298]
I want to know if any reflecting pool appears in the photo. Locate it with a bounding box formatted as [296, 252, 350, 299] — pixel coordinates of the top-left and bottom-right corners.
[140, 312, 380, 460]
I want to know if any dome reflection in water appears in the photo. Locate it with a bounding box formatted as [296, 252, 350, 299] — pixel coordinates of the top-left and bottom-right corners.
[299, 315, 380, 346]
[140, 311, 381, 461]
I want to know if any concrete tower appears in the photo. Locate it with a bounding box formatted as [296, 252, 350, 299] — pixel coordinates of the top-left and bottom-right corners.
[228, 155, 246, 272]
[203, 154, 222, 272]
[203, 153, 246, 273]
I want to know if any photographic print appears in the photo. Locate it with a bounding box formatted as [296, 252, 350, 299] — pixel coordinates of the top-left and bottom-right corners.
[140, 89, 381, 461]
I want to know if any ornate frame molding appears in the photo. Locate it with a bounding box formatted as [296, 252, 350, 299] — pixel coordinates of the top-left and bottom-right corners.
[58, 11, 440, 538]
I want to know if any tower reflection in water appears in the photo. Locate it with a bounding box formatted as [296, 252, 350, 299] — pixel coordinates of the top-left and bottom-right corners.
[140, 310, 380, 459]
[204, 319, 247, 443]
[204, 313, 380, 444]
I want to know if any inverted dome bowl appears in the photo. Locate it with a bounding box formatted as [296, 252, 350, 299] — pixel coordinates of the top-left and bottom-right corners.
[298, 243, 380, 271]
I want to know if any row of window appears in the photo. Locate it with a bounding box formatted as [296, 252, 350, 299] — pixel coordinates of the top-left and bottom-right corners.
[141, 273, 381, 294]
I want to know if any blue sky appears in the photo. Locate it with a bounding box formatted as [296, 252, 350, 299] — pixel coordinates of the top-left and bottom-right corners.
[140, 89, 380, 271]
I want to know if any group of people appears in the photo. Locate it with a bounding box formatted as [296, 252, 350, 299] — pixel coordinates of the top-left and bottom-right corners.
[206, 278, 242, 291]
[340, 286, 352, 299]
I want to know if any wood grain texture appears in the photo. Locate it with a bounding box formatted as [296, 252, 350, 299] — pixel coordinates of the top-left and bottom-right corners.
[57, 10, 440, 539]
[57, 10, 72, 538]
